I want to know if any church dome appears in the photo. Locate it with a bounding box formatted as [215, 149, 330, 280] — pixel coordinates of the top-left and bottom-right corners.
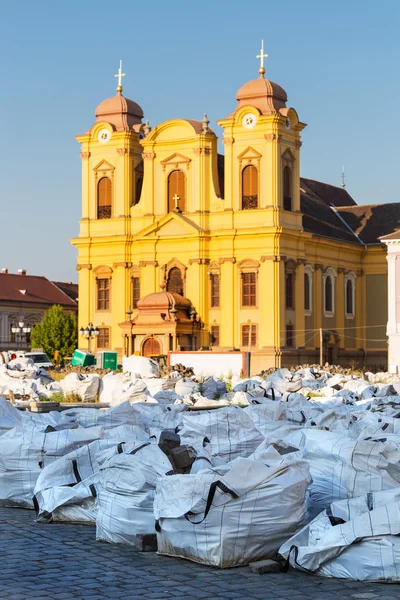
[95, 92, 144, 132]
[137, 290, 192, 311]
[231, 76, 287, 117]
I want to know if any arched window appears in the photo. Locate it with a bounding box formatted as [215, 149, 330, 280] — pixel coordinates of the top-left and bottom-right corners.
[167, 267, 184, 295]
[97, 177, 112, 219]
[283, 166, 292, 211]
[304, 273, 310, 311]
[325, 275, 333, 313]
[168, 170, 186, 213]
[346, 278, 354, 316]
[134, 177, 143, 205]
[242, 165, 258, 210]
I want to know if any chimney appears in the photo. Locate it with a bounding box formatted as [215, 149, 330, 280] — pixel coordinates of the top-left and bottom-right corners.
[1, 268, 8, 274]
[17, 269, 27, 276]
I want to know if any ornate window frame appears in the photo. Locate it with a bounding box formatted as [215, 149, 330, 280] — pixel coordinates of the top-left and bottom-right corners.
[207, 261, 220, 309]
[238, 147, 261, 211]
[238, 259, 259, 309]
[281, 148, 295, 212]
[93, 160, 115, 220]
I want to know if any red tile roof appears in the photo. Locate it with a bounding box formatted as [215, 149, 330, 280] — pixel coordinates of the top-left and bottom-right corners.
[0, 274, 77, 307]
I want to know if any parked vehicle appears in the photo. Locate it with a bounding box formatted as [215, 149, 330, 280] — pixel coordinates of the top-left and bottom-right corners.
[24, 352, 53, 369]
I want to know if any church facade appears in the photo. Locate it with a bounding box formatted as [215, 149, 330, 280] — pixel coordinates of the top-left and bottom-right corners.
[72, 59, 399, 372]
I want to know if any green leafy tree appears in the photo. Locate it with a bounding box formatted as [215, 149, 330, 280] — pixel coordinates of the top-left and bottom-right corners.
[31, 305, 78, 361]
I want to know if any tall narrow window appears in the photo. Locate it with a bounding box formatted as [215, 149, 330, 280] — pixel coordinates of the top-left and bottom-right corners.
[241, 272, 257, 307]
[242, 165, 258, 210]
[304, 273, 310, 312]
[325, 275, 333, 313]
[286, 273, 295, 309]
[210, 273, 220, 308]
[97, 278, 110, 310]
[286, 324, 294, 347]
[211, 325, 220, 347]
[134, 177, 143, 205]
[132, 277, 140, 309]
[283, 166, 292, 211]
[167, 267, 184, 295]
[241, 324, 257, 347]
[168, 170, 186, 213]
[97, 328, 110, 348]
[97, 177, 112, 219]
[346, 279, 354, 315]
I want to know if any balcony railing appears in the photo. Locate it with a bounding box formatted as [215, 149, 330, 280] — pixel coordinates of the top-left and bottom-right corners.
[242, 195, 258, 210]
[97, 205, 112, 219]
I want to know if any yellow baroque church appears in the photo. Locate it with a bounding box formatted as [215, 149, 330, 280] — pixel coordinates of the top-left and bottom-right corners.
[72, 57, 400, 372]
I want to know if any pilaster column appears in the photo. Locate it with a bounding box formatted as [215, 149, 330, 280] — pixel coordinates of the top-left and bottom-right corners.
[314, 265, 323, 351]
[139, 261, 158, 296]
[259, 258, 276, 349]
[219, 259, 235, 348]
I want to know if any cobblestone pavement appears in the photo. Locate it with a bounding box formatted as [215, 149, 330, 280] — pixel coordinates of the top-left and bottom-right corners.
[1, 507, 400, 600]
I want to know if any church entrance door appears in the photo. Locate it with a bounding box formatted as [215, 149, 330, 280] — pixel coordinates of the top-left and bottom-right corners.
[143, 337, 161, 357]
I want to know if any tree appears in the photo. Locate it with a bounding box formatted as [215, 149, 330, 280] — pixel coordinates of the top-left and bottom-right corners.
[31, 305, 78, 361]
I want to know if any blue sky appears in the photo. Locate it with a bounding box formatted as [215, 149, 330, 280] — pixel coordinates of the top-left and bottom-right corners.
[1, 0, 399, 282]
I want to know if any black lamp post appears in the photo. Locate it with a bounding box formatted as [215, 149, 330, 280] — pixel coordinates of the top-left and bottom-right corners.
[11, 320, 31, 350]
[79, 322, 99, 353]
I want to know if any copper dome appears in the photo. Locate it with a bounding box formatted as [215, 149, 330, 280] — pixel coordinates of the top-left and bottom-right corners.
[137, 291, 192, 311]
[95, 92, 144, 131]
[230, 76, 287, 117]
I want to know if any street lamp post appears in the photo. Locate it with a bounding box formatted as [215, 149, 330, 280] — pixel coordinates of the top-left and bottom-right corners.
[126, 306, 133, 355]
[79, 322, 100, 353]
[11, 320, 31, 350]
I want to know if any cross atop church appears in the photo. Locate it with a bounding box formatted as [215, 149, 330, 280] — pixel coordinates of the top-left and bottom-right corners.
[173, 194, 182, 212]
[115, 60, 125, 93]
[256, 40, 268, 77]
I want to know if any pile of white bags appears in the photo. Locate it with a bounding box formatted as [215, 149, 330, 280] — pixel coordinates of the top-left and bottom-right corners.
[122, 355, 159, 378]
[0, 426, 103, 508]
[280, 488, 400, 582]
[155, 454, 311, 568]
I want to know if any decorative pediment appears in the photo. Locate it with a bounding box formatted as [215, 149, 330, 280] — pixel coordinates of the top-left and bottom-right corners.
[93, 160, 115, 174]
[237, 146, 262, 165]
[281, 148, 295, 163]
[134, 212, 204, 241]
[160, 153, 191, 171]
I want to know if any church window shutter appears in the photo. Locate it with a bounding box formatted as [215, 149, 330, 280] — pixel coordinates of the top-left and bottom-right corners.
[97, 177, 112, 219]
[168, 170, 186, 213]
[97, 278, 110, 310]
[241, 272, 256, 306]
[304, 273, 310, 311]
[286, 272, 295, 309]
[210, 274, 220, 308]
[283, 166, 292, 211]
[210, 325, 220, 347]
[241, 324, 257, 346]
[97, 328, 110, 348]
[132, 277, 140, 308]
[167, 267, 184, 295]
[242, 165, 258, 210]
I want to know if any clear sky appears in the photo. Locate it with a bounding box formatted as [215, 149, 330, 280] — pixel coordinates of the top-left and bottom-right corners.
[1, 0, 399, 282]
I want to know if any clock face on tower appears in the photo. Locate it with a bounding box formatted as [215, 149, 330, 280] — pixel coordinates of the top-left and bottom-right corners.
[242, 113, 257, 129]
[98, 129, 111, 144]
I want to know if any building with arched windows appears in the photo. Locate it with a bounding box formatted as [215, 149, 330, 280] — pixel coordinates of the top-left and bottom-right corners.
[72, 59, 400, 371]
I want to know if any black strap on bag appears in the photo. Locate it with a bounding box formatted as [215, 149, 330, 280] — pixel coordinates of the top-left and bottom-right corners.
[117, 442, 125, 454]
[283, 544, 313, 574]
[89, 484, 97, 498]
[326, 504, 346, 526]
[184, 480, 238, 525]
[72, 459, 82, 483]
[129, 442, 151, 455]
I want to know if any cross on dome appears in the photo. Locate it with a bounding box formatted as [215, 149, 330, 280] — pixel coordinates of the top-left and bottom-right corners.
[115, 60, 126, 93]
[256, 40, 268, 77]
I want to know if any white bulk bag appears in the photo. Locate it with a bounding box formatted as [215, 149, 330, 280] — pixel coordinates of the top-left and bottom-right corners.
[0, 398, 22, 435]
[174, 379, 200, 397]
[178, 406, 265, 462]
[0, 426, 103, 508]
[280, 488, 400, 581]
[60, 373, 100, 402]
[155, 456, 311, 568]
[96, 442, 173, 545]
[122, 355, 159, 378]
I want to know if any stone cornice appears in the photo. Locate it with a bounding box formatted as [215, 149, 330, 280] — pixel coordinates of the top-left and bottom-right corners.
[139, 260, 158, 267]
[218, 257, 236, 264]
[76, 264, 92, 271]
